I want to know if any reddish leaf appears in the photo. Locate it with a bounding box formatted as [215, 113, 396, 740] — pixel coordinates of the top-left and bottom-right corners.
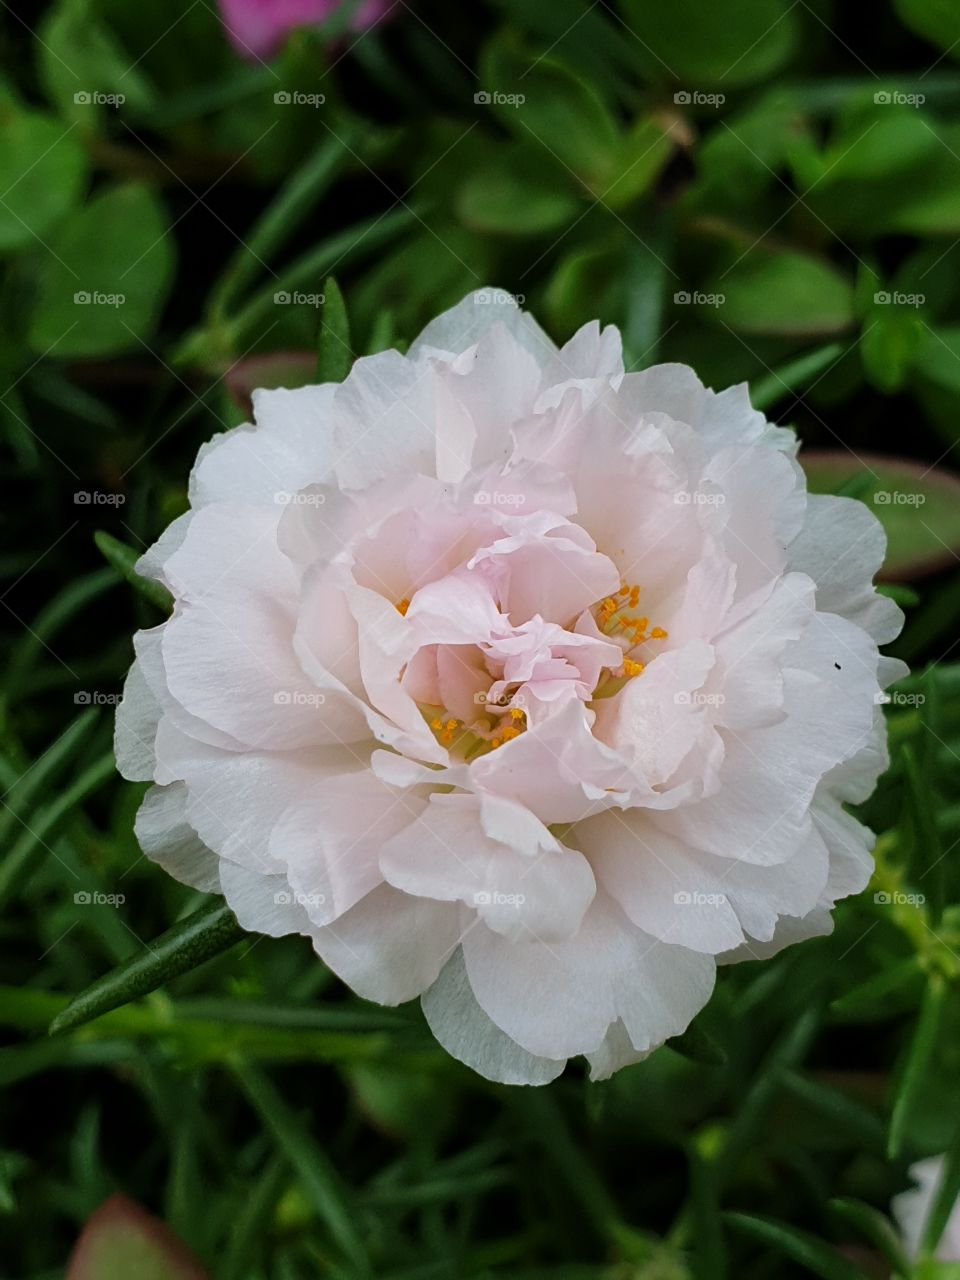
[224, 349, 316, 418]
[67, 1193, 207, 1280]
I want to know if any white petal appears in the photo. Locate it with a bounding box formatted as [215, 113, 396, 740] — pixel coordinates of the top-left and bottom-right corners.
[134, 783, 221, 892]
[311, 884, 460, 1005]
[581, 812, 746, 953]
[115, 655, 161, 781]
[462, 893, 715, 1059]
[422, 948, 565, 1085]
[219, 859, 313, 937]
[409, 289, 554, 365]
[586, 1020, 651, 1081]
[189, 385, 337, 508]
[788, 494, 904, 643]
[269, 773, 424, 925]
[379, 794, 595, 942]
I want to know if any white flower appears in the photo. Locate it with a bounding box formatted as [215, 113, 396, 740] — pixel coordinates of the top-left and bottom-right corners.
[117, 291, 905, 1083]
[893, 1155, 960, 1261]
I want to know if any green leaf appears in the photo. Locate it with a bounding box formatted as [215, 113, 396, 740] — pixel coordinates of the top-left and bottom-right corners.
[48, 900, 246, 1035]
[0, 107, 87, 253]
[605, 115, 677, 209]
[67, 1193, 206, 1279]
[316, 277, 352, 384]
[710, 251, 855, 337]
[750, 342, 845, 411]
[94, 531, 173, 612]
[209, 132, 353, 318]
[800, 450, 960, 580]
[457, 146, 581, 235]
[903, 738, 946, 924]
[920, 1118, 960, 1258]
[723, 1212, 868, 1280]
[0, 751, 115, 908]
[888, 972, 949, 1159]
[231, 1061, 372, 1277]
[29, 183, 175, 357]
[780, 1071, 886, 1150]
[481, 33, 620, 190]
[894, 0, 960, 61]
[665, 1020, 727, 1066]
[619, 0, 797, 87]
[38, 0, 154, 125]
[828, 1198, 911, 1277]
[861, 308, 924, 393]
[829, 957, 925, 1022]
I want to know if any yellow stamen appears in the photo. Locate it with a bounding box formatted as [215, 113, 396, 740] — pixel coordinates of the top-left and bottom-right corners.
[623, 658, 645, 677]
[396, 598, 410, 616]
[650, 627, 668, 640]
[509, 707, 525, 722]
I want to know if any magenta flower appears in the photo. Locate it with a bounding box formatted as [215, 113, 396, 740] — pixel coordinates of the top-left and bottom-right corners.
[218, 0, 389, 60]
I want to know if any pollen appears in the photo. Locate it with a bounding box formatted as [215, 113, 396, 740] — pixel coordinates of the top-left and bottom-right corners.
[650, 626, 668, 640]
[509, 707, 525, 722]
[623, 658, 645, 677]
[396, 598, 410, 616]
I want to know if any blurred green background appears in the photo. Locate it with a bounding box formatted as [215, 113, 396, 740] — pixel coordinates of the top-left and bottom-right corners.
[3, 0, 960, 1276]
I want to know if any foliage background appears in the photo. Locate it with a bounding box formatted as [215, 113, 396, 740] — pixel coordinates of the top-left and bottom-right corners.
[2, 0, 960, 1276]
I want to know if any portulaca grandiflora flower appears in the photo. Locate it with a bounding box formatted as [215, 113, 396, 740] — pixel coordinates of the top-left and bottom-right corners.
[116, 290, 905, 1084]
